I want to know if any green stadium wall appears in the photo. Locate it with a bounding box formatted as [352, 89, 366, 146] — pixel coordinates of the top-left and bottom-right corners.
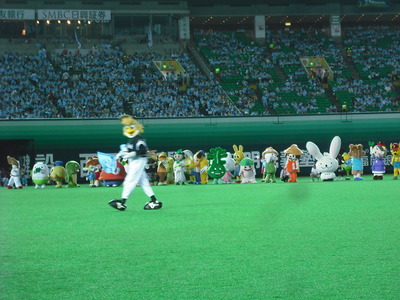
[1, 113, 399, 178]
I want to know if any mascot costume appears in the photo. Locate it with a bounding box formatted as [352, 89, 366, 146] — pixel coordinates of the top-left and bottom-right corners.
[306, 136, 341, 181]
[221, 152, 235, 184]
[233, 144, 245, 183]
[207, 147, 227, 184]
[348, 144, 366, 181]
[340, 152, 352, 180]
[65, 161, 80, 187]
[173, 149, 186, 185]
[99, 160, 126, 187]
[97, 152, 127, 187]
[165, 156, 175, 184]
[156, 152, 168, 186]
[145, 157, 158, 186]
[84, 157, 102, 187]
[310, 164, 321, 182]
[32, 162, 50, 189]
[239, 158, 257, 184]
[194, 150, 209, 184]
[369, 141, 387, 180]
[108, 115, 162, 211]
[391, 142, 400, 180]
[7, 156, 23, 189]
[283, 144, 303, 183]
[261, 147, 279, 183]
[50, 161, 66, 188]
[183, 149, 196, 184]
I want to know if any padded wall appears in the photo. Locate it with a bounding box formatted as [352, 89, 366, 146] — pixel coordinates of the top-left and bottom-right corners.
[1, 113, 399, 176]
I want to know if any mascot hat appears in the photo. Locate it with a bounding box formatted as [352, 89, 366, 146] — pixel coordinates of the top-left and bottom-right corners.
[284, 144, 303, 156]
[240, 158, 254, 167]
[262, 147, 279, 157]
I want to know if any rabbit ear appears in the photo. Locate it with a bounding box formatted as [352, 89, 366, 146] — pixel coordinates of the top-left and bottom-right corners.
[239, 145, 243, 152]
[306, 141, 323, 160]
[329, 136, 341, 159]
[233, 145, 238, 152]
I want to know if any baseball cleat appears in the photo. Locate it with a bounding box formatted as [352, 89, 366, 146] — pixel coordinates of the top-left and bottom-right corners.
[108, 199, 127, 211]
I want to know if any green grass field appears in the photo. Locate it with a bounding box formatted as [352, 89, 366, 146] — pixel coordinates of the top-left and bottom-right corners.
[1, 176, 399, 299]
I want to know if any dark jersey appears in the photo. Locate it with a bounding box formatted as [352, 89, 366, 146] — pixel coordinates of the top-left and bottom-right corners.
[126, 135, 148, 157]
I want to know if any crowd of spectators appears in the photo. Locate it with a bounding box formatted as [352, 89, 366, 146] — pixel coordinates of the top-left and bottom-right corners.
[129, 50, 240, 117]
[1, 26, 399, 119]
[257, 29, 340, 113]
[0, 45, 240, 119]
[269, 28, 346, 79]
[0, 53, 62, 119]
[49, 46, 127, 118]
[195, 30, 270, 80]
[332, 77, 397, 112]
[332, 26, 400, 112]
[0, 46, 126, 119]
[343, 26, 400, 78]
[194, 30, 275, 115]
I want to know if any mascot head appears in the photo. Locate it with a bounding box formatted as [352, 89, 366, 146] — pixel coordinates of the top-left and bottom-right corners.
[348, 144, 365, 159]
[7, 156, 19, 168]
[119, 115, 144, 138]
[240, 158, 255, 173]
[390, 142, 399, 157]
[262, 147, 279, 163]
[284, 144, 303, 160]
[342, 152, 350, 161]
[66, 161, 80, 175]
[371, 142, 387, 158]
[174, 149, 185, 162]
[86, 157, 101, 172]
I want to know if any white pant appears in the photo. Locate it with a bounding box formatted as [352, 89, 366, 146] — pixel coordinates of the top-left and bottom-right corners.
[8, 176, 22, 188]
[122, 157, 154, 200]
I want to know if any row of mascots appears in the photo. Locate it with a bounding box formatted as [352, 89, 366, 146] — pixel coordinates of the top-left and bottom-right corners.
[5, 137, 400, 189]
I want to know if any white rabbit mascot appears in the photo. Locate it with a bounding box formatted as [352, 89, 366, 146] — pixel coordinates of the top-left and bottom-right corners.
[306, 136, 341, 181]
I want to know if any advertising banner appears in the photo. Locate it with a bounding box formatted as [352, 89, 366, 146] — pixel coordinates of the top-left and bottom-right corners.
[0, 9, 35, 20]
[38, 9, 111, 21]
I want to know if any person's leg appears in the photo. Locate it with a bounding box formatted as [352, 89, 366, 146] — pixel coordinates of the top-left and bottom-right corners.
[138, 167, 155, 198]
[109, 159, 145, 211]
[139, 168, 163, 210]
[121, 159, 145, 201]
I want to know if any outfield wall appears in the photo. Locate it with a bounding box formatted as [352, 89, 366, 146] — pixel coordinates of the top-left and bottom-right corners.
[1, 113, 399, 178]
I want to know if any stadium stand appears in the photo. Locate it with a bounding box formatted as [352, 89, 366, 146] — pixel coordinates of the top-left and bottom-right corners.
[1, 24, 399, 119]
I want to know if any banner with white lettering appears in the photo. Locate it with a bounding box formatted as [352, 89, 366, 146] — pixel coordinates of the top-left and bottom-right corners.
[38, 9, 111, 21]
[0, 9, 35, 20]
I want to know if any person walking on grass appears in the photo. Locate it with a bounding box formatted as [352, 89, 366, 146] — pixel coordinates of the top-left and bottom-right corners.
[108, 115, 162, 211]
